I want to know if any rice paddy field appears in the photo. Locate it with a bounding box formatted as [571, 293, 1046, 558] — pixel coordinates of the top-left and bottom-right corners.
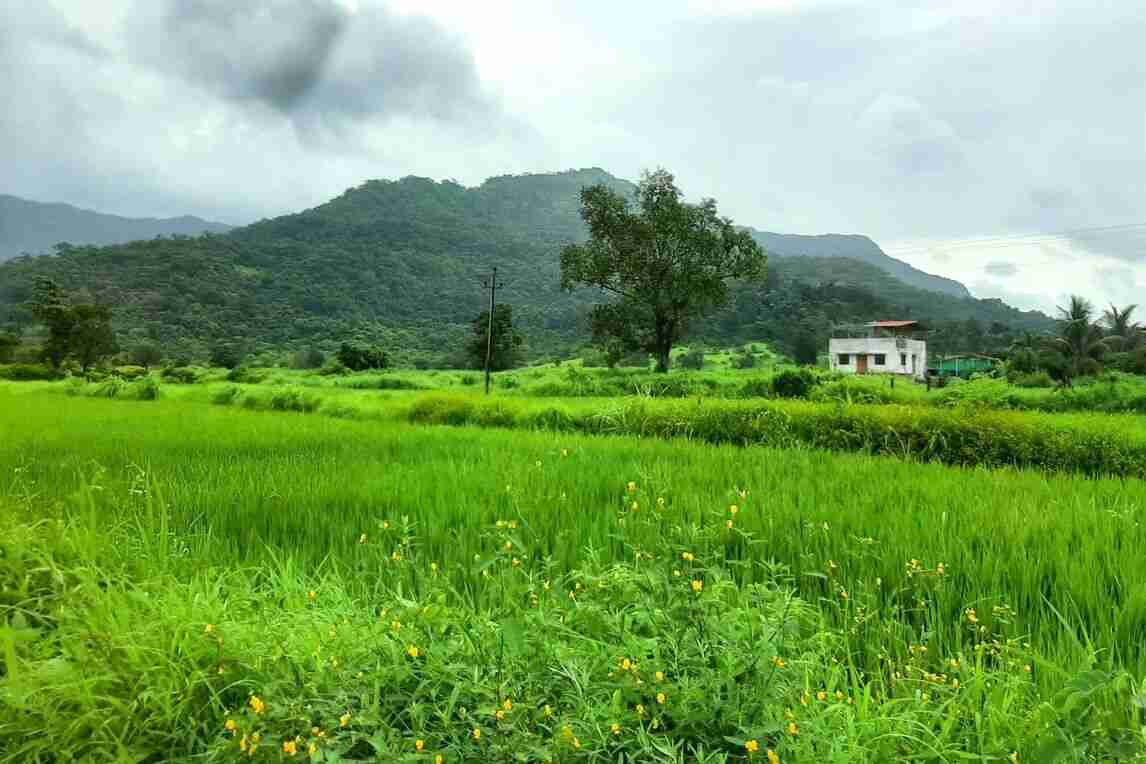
[2, 382, 1146, 762]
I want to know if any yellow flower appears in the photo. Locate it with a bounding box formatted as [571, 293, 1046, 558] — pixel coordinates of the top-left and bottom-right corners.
[681, 552, 694, 562]
[495, 710, 506, 721]
[436, 756, 444, 764]
[726, 519, 734, 529]
[966, 608, 979, 624]
[224, 718, 237, 732]
[248, 695, 265, 715]
[771, 656, 785, 669]
[358, 533, 368, 544]
[631, 501, 639, 512]
[787, 721, 799, 736]
[282, 740, 297, 757]
[691, 580, 703, 593]
[392, 551, 402, 562]
[635, 704, 646, 717]
[204, 623, 215, 634]
[308, 742, 318, 755]
[816, 691, 827, 702]
[610, 722, 621, 735]
[1009, 753, 1019, 763]
[835, 690, 845, 701]
[415, 739, 425, 751]
[239, 734, 248, 753]
[472, 727, 481, 741]
[340, 712, 351, 728]
[572, 737, 581, 749]
[621, 658, 632, 671]
[656, 692, 666, 705]
[511, 557, 520, 568]
[655, 670, 664, 681]
[745, 739, 759, 753]
[627, 481, 637, 493]
[673, 569, 682, 577]
[311, 727, 322, 736]
[561, 448, 569, 457]
[657, 497, 665, 507]
[543, 704, 553, 717]
[729, 504, 739, 515]
[407, 644, 421, 658]
[504, 541, 513, 552]
[503, 698, 513, 711]
[767, 750, 780, 764]
[430, 561, 439, 575]
[308, 590, 317, 602]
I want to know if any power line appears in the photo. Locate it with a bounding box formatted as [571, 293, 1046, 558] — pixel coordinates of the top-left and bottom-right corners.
[883, 220, 1146, 257]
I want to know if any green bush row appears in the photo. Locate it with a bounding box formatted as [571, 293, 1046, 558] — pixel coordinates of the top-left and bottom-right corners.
[407, 395, 1146, 479]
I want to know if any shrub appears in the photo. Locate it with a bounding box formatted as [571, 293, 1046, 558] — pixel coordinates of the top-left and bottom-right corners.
[459, 373, 478, 386]
[497, 375, 520, 389]
[289, 348, 326, 369]
[677, 348, 705, 370]
[112, 365, 149, 381]
[125, 378, 161, 401]
[211, 386, 241, 406]
[225, 366, 268, 384]
[160, 366, 201, 384]
[732, 350, 757, 369]
[770, 368, 818, 398]
[1011, 370, 1055, 388]
[336, 342, 388, 371]
[0, 363, 60, 381]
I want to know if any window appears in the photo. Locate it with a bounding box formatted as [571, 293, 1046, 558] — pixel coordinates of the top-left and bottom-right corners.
[837, 353, 850, 365]
[900, 353, 907, 366]
[874, 354, 886, 365]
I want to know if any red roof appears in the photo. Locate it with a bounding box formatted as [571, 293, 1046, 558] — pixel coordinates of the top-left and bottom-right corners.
[866, 320, 919, 328]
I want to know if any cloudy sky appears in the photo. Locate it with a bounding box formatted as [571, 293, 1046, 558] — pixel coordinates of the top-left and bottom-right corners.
[3, 0, 1145, 313]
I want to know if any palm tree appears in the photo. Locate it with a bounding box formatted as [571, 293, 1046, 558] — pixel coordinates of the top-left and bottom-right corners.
[1102, 303, 1141, 351]
[1044, 295, 1108, 385]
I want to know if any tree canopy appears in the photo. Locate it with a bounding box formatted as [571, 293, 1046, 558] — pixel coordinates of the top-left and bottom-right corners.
[560, 169, 767, 371]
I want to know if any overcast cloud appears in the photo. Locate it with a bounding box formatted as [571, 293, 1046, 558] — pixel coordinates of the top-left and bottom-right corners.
[3, 0, 1145, 313]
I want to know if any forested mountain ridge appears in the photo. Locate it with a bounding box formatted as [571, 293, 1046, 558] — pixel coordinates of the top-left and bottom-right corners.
[0, 194, 232, 262]
[0, 169, 1052, 364]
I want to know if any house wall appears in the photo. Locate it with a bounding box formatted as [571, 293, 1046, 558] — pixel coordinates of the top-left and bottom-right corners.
[828, 338, 927, 379]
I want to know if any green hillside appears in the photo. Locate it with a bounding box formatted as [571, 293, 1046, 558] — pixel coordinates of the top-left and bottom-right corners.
[0, 170, 1053, 365]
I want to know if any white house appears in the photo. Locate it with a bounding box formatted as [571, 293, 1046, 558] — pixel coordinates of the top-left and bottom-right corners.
[828, 321, 927, 380]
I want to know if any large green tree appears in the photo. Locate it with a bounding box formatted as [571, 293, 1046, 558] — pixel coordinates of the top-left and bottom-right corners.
[28, 278, 117, 371]
[1046, 295, 1108, 385]
[560, 169, 766, 372]
[68, 303, 118, 373]
[468, 304, 523, 371]
[1103, 303, 1141, 351]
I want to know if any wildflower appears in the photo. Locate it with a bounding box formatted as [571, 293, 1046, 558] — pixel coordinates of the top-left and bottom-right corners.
[627, 481, 637, 493]
[726, 519, 734, 529]
[673, 569, 682, 577]
[655, 670, 665, 681]
[543, 580, 551, 591]
[691, 580, 703, 593]
[224, 719, 237, 733]
[503, 698, 513, 711]
[391, 619, 402, 632]
[239, 734, 248, 753]
[681, 552, 694, 562]
[561, 448, 569, 457]
[936, 562, 946, 575]
[204, 623, 215, 634]
[966, 608, 979, 625]
[535, 460, 542, 468]
[656, 692, 666, 705]
[283, 740, 297, 757]
[308, 742, 318, 755]
[543, 705, 553, 717]
[383, 520, 391, 529]
[767, 750, 780, 764]
[308, 590, 317, 602]
[504, 541, 513, 552]
[729, 504, 739, 515]
[340, 713, 351, 728]
[413, 739, 425, 752]
[436, 756, 444, 764]
[611, 722, 621, 735]
[787, 721, 799, 736]
[311, 727, 323, 737]
[392, 550, 402, 562]
[745, 739, 759, 753]
[636, 704, 646, 717]
[248, 696, 265, 715]
[472, 727, 481, 741]
[771, 656, 785, 669]
[1010, 753, 1019, 763]
[816, 691, 827, 702]
[835, 690, 845, 701]
[631, 501, 639, 512]
[621, 658, 632, 671]
[358, 533, 368, 544]
[573, 737, 581, 749]
[839, 589, 848, 600]
[952, 678, 960, 689]
[657, 497, 665, 507]
[430, 562, 438, 575]
[407, 644, 421, 658]
[495, 710, 506, 721]
[512, 558, 520, 568]
[1023, 664, 1032, 674]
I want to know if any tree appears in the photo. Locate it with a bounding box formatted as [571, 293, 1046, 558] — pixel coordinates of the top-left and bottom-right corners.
[210, 342, 246, 369]
[336, 342, 387, 371]
[560, 169, 766, 372]
[29, 278, 75, 368]
[468, 304, 523, 371]
[1102, 303, 1141, 351]
[290, 348, 326, 369]
[1045, 295, 1108, 385]
[130, 343, 164, 370]
[69, 303, 118, 373]
[0, 332, 18, 363]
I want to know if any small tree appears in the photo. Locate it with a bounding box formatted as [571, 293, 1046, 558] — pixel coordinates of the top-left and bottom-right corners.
[1103, 303, 1141, 351]
[0, 332, 18, 364]
[337, 342, 387, 371]
[1045, 295, 1108, 385]
[290, 348, 326, 369]
[560, 169, 766, 372]
[210, 342, 246, 370]
[468, 304, 524, 371]
[69, 304, 117, 373]
[29, 278, 75, 368]
[130, 343, 164, 370]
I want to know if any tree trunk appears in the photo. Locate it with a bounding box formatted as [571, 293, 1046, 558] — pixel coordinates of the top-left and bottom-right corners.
[655, 343, 671, 373]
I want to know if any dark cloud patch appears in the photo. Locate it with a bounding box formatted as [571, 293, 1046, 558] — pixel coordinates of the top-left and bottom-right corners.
[984, 260, 1018, 278]
[135, 0, 495, 126]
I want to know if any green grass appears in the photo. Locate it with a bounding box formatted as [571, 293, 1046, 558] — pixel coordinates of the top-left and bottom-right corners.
[2, 390, 1145, 761]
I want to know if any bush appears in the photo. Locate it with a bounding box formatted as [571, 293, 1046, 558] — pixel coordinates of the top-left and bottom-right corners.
[112, 365, 149, 381]
[732, 350, 757, 369]
[0, 363, 60, 381]
[289, 348, 326, 369]
[459, 373, 478, 386]
[1011, 370, 1055, 388]
[770, 368, 818, 398]
[336, 342, 388, 371]
[211, 386, 241, 406]
[676, 348, 705, 370]
[225, 366, 268, 384]
[160, 366, 201, 384]
[125, 377, 161, 401]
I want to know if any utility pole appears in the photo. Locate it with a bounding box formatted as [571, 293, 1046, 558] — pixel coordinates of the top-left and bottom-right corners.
[481, 266, 503, 395]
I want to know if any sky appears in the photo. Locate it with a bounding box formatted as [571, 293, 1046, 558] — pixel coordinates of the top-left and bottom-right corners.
[3, 0, 1145, 314]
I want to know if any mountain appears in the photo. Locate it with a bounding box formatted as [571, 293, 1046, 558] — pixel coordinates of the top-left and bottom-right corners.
[746, 230, 971, 298]
[0, 169, 1052, 365]
[0, 194, 233, 262]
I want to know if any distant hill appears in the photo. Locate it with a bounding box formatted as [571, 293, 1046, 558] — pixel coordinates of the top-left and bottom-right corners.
[0, 170, 1052, 364]
[0, 195, 232, 261]
[746, 230, 971, 298]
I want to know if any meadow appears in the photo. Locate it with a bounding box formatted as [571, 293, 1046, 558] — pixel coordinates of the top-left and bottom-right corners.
[2, 385, 1146, 762]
